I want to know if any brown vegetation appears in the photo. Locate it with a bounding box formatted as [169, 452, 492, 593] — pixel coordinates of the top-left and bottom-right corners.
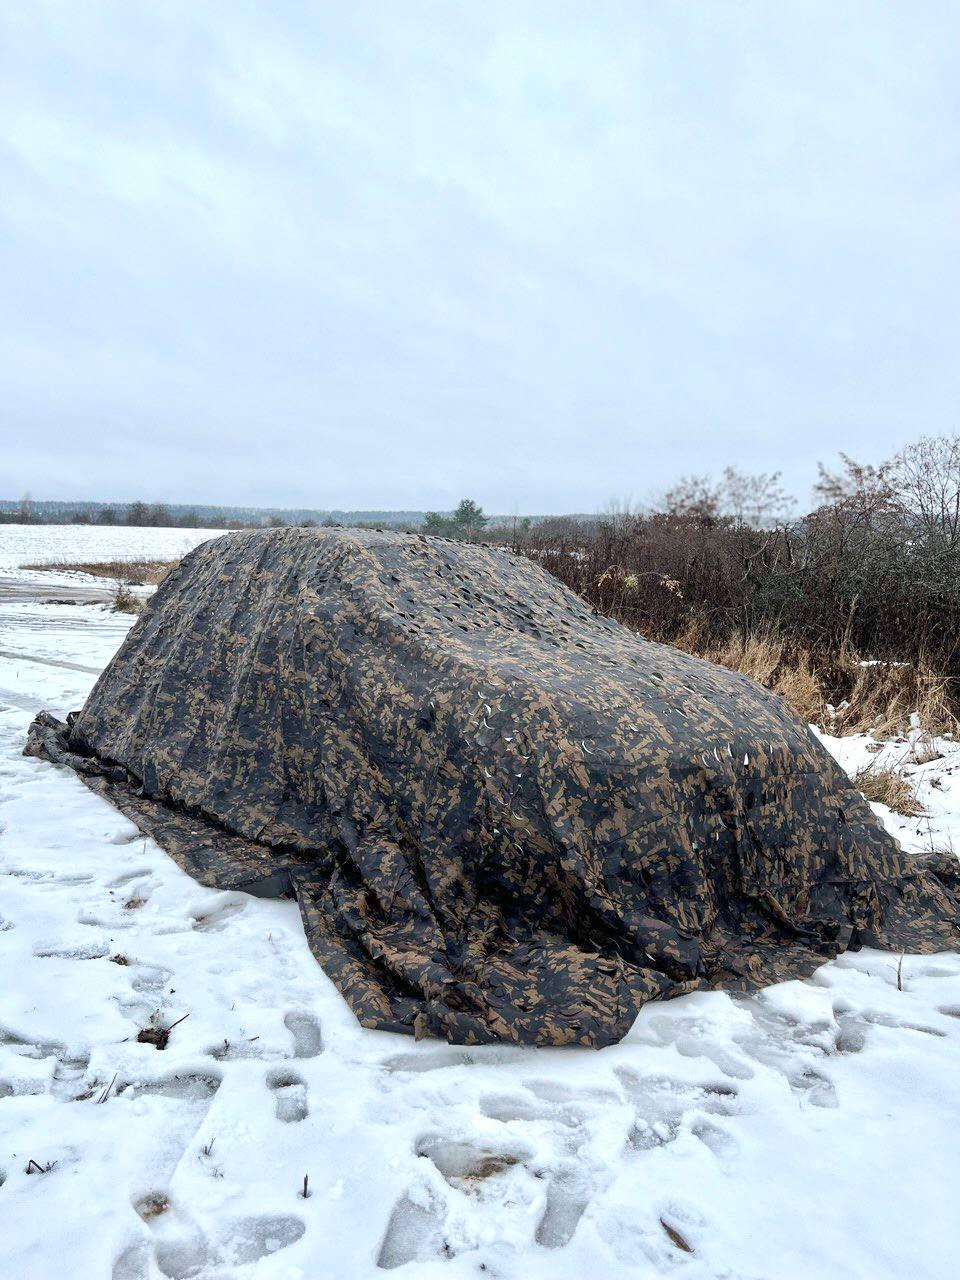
[500, 439, 960, 737]
[111, 582, 143, 614]
[852, 762, 924, 817]
[24, 557, 173, 584]
[680, 630, 955, 739]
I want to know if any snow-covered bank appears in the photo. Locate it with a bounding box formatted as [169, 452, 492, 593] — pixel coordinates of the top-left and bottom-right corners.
[815, 725, 960, 859]
[1, 556, 958, 1277]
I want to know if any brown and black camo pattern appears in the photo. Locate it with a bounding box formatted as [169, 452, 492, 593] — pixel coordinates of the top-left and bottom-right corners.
[26, 528, 959, 1046]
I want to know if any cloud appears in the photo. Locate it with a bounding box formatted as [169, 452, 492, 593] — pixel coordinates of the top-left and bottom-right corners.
[2, 1, 959, 511]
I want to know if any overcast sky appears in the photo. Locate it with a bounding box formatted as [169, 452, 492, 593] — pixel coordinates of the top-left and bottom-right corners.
[2, 2, 958, 513]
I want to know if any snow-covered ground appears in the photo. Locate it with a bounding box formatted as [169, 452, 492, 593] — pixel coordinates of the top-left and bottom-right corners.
[0, 524, 223, 571]
[1, 534, 958, 1279]
[816, 726, 960, 862]
[0, 524, 225, 607]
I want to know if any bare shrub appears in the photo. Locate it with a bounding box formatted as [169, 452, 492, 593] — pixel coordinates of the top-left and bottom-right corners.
[111, 582, 142, 614]
[492, 444, 960, 735]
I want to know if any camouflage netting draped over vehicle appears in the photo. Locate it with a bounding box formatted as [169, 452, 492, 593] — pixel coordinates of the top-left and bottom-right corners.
[26, 528, 960, 1046]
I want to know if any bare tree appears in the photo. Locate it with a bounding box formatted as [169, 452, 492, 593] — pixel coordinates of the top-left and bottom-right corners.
[719, 467, 794, 527]
[892, 433, 960, 549]
[662, 469, 793, 527]
[813, 454, 897, 521]
[662, 475, 722, 523]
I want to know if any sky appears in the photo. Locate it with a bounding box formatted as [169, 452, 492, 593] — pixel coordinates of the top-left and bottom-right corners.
[2, 2, 959, 514]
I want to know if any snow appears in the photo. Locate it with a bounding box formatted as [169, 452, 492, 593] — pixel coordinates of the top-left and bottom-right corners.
[0, 524, 223, 570]
[814, 725, 960, 860]
[1, 531, 958, 1279]
[0, 524, 226, 612]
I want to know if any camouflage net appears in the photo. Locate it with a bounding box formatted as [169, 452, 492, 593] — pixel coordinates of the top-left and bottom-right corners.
[26, 528, 959, 1046]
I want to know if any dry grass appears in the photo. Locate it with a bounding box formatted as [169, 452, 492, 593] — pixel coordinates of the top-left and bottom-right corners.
[111, 582, 143, 614]
[670, 626, 824, 722]
[852, 762, 924, 817]
[670, 625, 958, 738]
[23, 557, 175, 585]
[909, 733, 944, 766]
[831, 660, 956, 739]
[711, 631, 823, 724]
[136, 1011, 189, 1051]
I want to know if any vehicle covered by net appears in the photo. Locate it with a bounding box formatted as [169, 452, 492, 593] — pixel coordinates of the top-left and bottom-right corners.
[26, 528, 959, 1046]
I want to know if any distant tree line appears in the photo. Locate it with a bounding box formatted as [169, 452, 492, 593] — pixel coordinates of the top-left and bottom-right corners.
[1, 493, 555, 534]
[0, 498, 451, 529]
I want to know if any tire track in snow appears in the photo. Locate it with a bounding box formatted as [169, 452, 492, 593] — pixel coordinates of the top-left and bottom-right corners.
[0, 648, 102, 675]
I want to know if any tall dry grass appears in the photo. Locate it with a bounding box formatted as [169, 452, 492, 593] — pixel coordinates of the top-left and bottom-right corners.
[851, 761, 924, 816]
[670, 625, 957, 738]
[24, 558, 174, 585]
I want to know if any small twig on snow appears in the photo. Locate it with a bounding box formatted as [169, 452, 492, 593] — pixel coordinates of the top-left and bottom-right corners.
[96, 1071, 118, 1104]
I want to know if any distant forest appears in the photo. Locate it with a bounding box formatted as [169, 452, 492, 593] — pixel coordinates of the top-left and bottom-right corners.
[0, 496, 554, 531]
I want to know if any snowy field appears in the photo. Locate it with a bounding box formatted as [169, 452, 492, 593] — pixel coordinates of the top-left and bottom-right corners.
[0, 523, 223, 571]
[0, 524, 225, 609]
[1, 529, 958, 1279]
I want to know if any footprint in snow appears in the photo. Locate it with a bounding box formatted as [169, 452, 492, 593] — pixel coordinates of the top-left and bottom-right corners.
[616, 1070, 740, 1153]
[479, 1091, 550, 1123]
[911, 961, 960, 979]
[51, 1052, 93, 1101]
[416, 1133, 532, 1190]
[834, 1011, 868, 1053]
[207, 1036, 268, 1061]
[190, 899, 246, 932]
[535, 1165, 591, 1249]
[525, 1078, 622, 1106]
[110, 1240, 151, 1280]
[32, 939, 110, 960]
[216, 1215, 305, 1266]
[120, 1196, 305, 1278]
[205, 1010, 322, 1063]
[128, 962, 174, 994]
[76, 908, 133, 930]
[107, 825, 142, 845]
[0, 1025, 91, 1098]
[127, 1072, 222, 1103]
[646, 1015, 755, 1080]
[105, 868, 155, 889]
[131, 1194, 208, 1279]
[267, 1068, 309, 1123]
[284, 1010, 323, 1057]
[377, 1188, 448, 1270]
[833, 1005, 947, 1041]
[691, 1118, 740, 1157]
[381, 1046, 482, 1074]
